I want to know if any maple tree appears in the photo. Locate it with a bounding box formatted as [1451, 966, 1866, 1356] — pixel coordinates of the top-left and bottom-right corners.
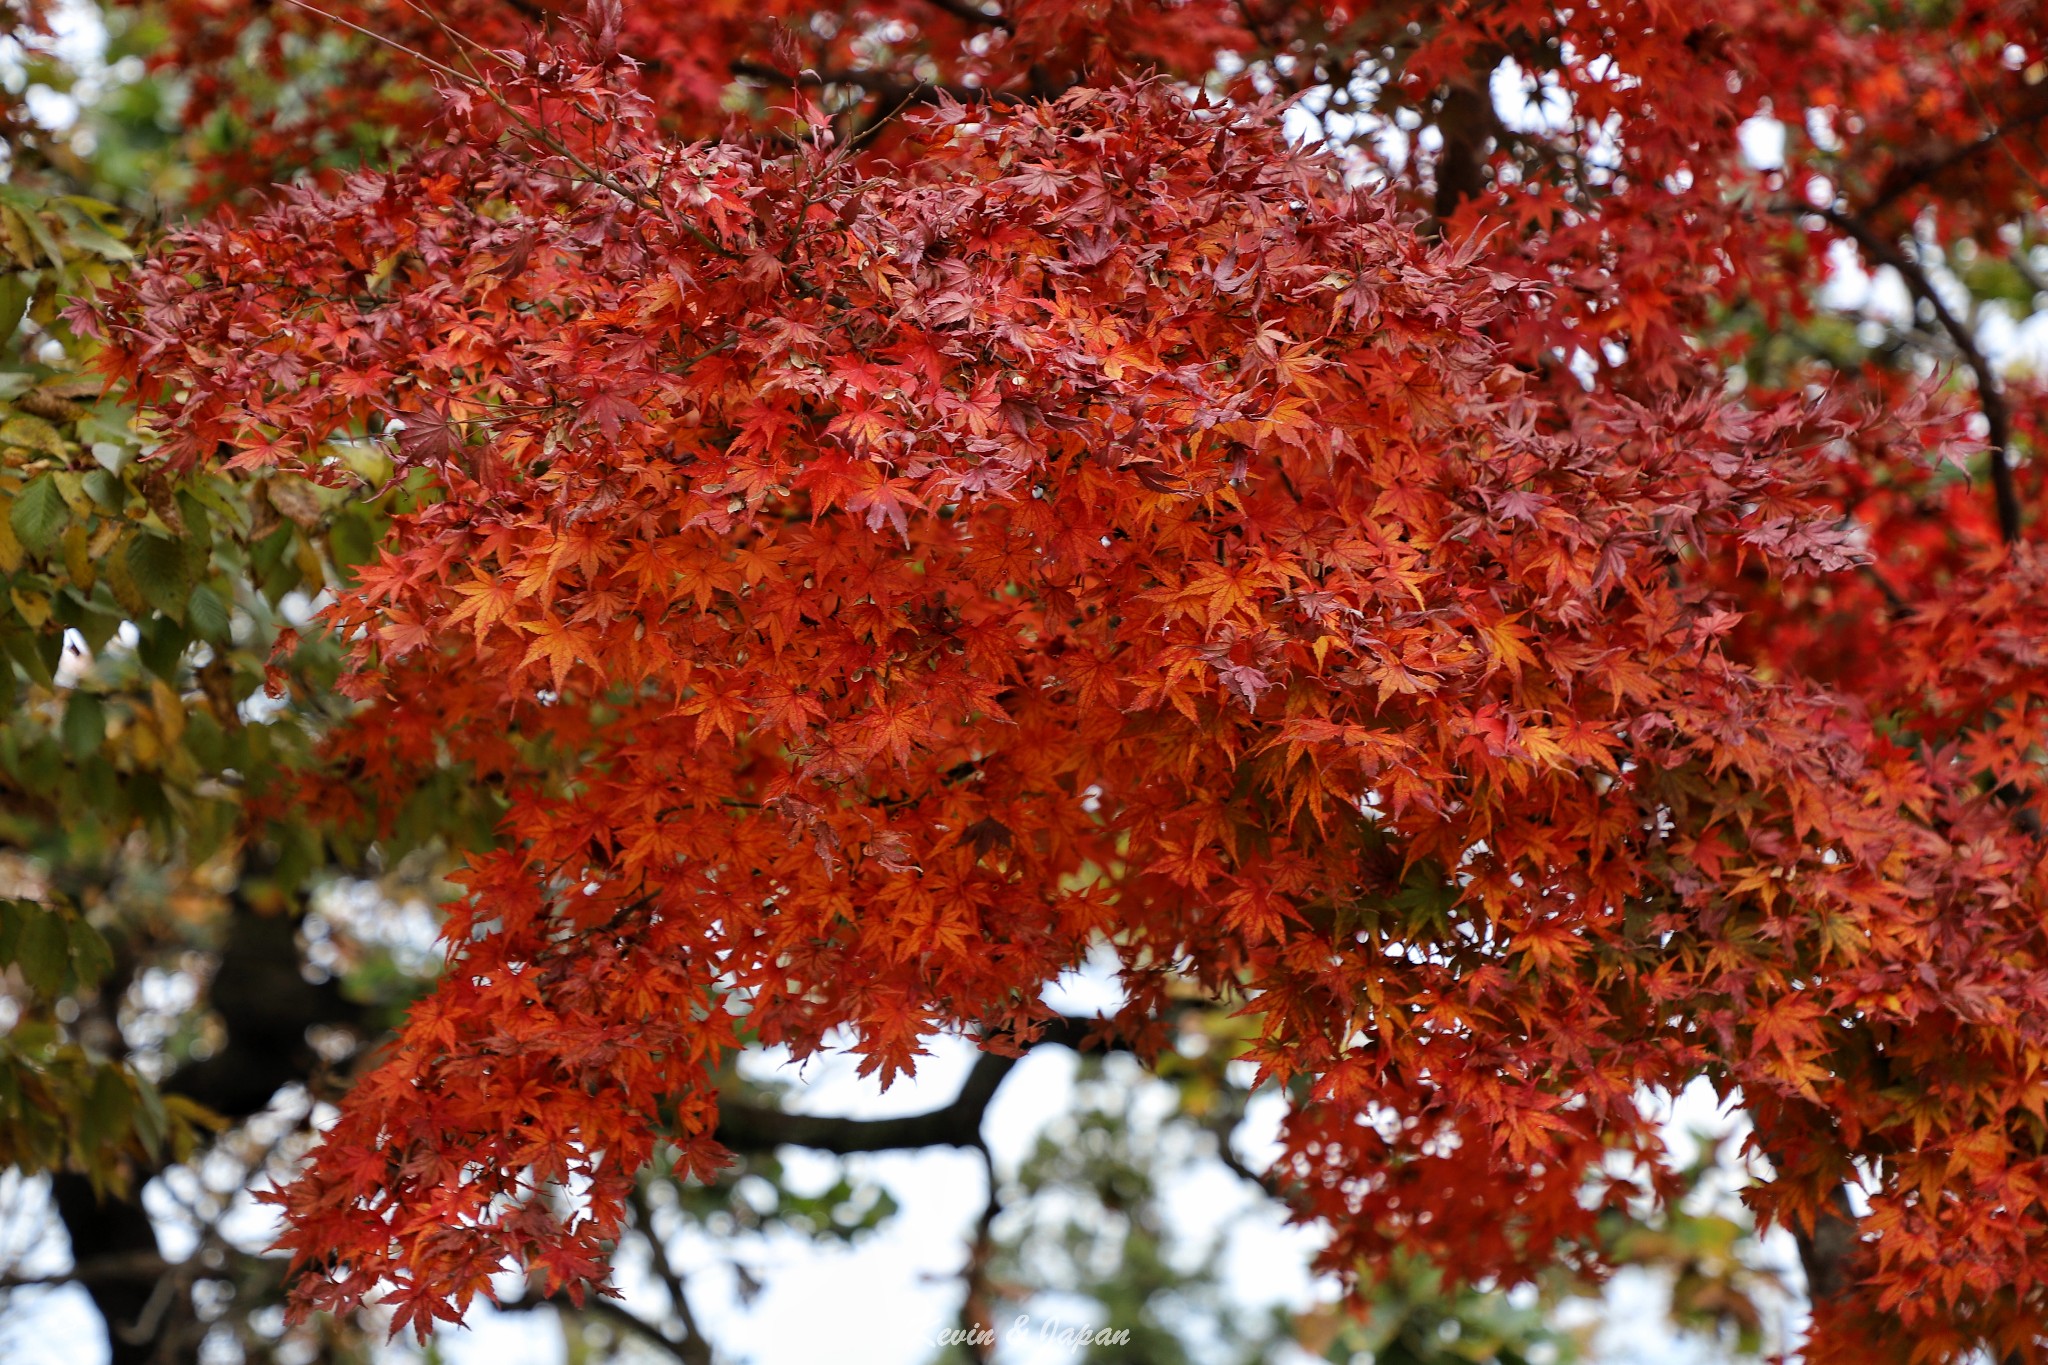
[6, 0, 2048, 1360]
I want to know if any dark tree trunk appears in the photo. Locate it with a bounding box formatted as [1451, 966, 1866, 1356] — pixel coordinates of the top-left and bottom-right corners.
[1791, 1184, 1860, 1309]
[49, 1172, 175, 1365]
[51, 894, 367, 1365]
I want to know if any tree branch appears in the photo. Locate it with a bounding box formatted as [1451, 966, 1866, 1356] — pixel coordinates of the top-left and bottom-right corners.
[0, 1252, 173, 1291]
[626, 1187, 713, 1365]
[501, 1290, 704, 1365]
[957, 1145, 1002, 1365]
[1865, 101, 2048, 214]
[1791, 1183, 1860, 1315]
[716, 1051, 1018, 1154]
[1810, 205, 2023, 544]
[714, 1014, 1135, 1156]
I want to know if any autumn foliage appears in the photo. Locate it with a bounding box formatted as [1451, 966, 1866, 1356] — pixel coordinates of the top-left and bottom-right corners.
[72, 1, 2048, 1360]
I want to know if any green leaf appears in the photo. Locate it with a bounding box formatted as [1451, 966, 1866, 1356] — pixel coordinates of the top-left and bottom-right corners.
[182, 475, 245, 530]
[186, 582, 230, 643]
[66, 915, 114, 987]
[131, 1072, 168, 1160]
[61, 223, 133, 262]
[328, 508, 375, 574]
[13, 905, 70, 996]
[0, 625, 49, 688]
[61, 691, 104, 760]
[100, 538, 146, 617]
[125, 532, 188, 621]
[0, 275, 28, 345]
[50, 472, 90, 519]
[175, 488, 212, 559]
[81, 1065, 133, 1153]
[0, 621, 55, 685]
[8, 475, 68, 554]
[0, 900, 25, 961]
[81, 468, 123, 510]
[0, 414, 66, 457]
[68, 590, 121, 655]
[136, 616, 188, 682]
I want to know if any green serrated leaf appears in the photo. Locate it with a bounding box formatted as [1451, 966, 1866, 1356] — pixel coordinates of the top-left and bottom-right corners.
[125, 532, 188, 621]
[9, 586, 50, 629]
[81, 1065, 133, 1153]
[0, 415, 65, 458]
[81, 468, 122, 510]
[0, 621, 54, 686]
[9, 475, 68, 553]
[50, 472, 90, 519]
[13, 905, 71, 996]
[174, 487, 212, 545]
[61, 691, 105, 760]
[182, 476, 245, 530]
[131, 1072, 168, 1160]
[61, 222, 134, 262]
[136, 616, 188, 682]
[0, 276, 28, 346]
[0, 503, 22, 573]
[0, 900, 24, 961]
[101, 537, 146, 617]
[66, 914, 114, 988]
[60, 522, 93, 591]
[328, 508, 375, 573]
[186, 582, 230, 643]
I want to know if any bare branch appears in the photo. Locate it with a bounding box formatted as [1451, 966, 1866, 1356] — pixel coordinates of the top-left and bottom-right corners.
[0, 1252, 173, 1291]
[714, 1013, 1139, 1156]
[501, 1289, 705, 1365]
[716, 1050, 1019, 1155]
[958, 1146, 1002, 1365]
[1866, 101, 2048, 214]
[1809, 206, 2023, 544]
[626, 1187, 713, 1365]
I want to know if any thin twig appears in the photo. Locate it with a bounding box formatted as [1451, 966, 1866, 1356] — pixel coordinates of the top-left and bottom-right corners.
[279, 0, 482, 88]
[626, 1186, 714, 1365]
[959, 1144, 1001, 1365]
[502, 1290, 705, 1365]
